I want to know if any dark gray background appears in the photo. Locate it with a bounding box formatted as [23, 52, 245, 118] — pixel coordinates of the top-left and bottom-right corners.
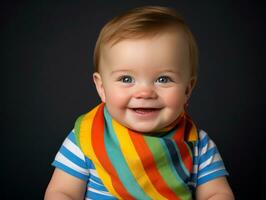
[1, 0, 265, 199]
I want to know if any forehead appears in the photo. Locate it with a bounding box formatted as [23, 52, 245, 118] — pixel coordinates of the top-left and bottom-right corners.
[107, 27, 188, 50]
[99, 29, 190, 72]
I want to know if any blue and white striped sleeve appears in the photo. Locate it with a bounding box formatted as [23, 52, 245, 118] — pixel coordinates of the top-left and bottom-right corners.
[52, 131, 90, 181]
[196, 130, 229, 185]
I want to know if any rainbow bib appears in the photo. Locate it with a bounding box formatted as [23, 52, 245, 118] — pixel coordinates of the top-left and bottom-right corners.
[74, 103, 198, 200]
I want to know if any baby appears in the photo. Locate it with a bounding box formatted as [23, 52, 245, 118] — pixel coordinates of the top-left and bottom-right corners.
[45, 6, 234, 200]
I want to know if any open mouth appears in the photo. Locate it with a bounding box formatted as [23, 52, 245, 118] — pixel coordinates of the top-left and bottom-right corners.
[131, 108, 161, 114]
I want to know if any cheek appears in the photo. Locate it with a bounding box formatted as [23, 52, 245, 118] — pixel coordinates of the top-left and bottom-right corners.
[105, 88, 129, 108]
[162, 89, 186, 108]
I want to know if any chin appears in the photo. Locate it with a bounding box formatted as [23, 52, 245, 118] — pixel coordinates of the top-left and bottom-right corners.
[128, 125, 157, 133]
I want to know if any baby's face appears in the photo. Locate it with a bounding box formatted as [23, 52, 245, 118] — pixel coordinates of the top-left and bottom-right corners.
[94, 29, 193, 133]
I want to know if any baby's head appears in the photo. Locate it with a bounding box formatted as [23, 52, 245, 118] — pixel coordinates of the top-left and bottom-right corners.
[93, 6, 198, 133]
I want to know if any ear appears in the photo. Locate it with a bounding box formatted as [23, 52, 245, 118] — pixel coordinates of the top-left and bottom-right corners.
[93, 72, 106, 102]
[185, 77, 197, 101]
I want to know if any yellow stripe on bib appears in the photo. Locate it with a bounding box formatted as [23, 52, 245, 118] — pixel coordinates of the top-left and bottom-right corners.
[79, 105, 122, 199]
[112, 119, 168, 200]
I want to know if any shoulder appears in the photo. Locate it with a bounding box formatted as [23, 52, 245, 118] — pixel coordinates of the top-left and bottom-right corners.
[52, 130, 93, 181]
[198, 129, 211, 142]
[196, 129, 222, 160]
[194, 129, 229, 186]
[197, 129, 215, 151]
[62, 131, 86, 159]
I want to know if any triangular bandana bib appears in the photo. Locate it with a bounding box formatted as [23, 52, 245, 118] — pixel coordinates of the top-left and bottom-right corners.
[74, 103, 198, 200]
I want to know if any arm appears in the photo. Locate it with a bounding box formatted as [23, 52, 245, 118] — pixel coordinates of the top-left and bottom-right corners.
[195, 176, 234, 200]
[44, 168, 87, 200]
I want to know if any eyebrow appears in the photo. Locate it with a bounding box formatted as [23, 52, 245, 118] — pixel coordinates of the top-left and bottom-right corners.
[110, 69, 133, 75]
[155, 68, 182, 76]
[110, 67, 181, 75]
[159, 69, 179, 73]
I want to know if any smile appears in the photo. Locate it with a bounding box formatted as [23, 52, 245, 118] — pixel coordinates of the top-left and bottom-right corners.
[132, 108, 160, 113]
[129, 108, 161, 117]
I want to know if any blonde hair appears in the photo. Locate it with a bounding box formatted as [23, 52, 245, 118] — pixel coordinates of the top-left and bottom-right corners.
[93, 6, 198, 86]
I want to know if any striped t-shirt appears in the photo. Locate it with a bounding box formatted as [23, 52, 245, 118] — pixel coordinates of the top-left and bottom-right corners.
[52, 129, 228, 199]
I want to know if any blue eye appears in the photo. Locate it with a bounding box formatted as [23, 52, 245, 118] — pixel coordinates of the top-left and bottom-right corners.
[119, 76, 134, 83]
[156, 76, 171, 83]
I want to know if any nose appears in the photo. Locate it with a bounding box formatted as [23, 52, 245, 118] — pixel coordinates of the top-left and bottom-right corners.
[133, 84, 158, 99]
